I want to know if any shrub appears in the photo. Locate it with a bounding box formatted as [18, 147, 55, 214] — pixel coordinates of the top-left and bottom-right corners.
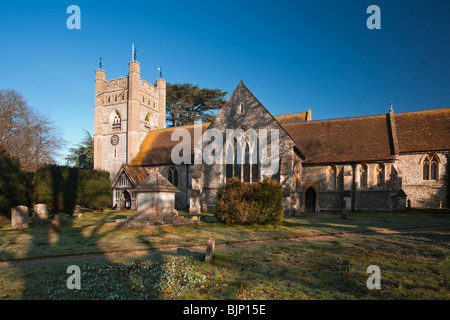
[214, 178, 284, 225]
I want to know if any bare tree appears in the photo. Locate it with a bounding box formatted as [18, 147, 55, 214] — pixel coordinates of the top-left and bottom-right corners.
[0, 89, 66, 171]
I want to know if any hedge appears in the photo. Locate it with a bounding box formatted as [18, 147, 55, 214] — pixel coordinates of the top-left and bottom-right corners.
[215, 178, 284, 225]
[33, 165, 112, 214]
[0, 155, 31, 215]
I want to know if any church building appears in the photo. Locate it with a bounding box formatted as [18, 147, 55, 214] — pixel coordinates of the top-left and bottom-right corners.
[94, 60, 450, 214]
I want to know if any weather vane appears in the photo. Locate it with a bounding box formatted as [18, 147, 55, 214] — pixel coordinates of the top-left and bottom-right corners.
[99, 57, 103, 70]
[158, 67, 163, 78]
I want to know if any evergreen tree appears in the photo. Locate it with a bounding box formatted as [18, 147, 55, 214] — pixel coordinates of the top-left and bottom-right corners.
[65, 129, 94, 170]
[166, 83, 227, 127]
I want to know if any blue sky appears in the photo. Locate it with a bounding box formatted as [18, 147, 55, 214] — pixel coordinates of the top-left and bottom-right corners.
[1, 0, 449, 163]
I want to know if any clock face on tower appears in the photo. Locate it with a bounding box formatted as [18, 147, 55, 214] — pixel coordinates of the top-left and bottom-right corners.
[110, 134, 119, 146]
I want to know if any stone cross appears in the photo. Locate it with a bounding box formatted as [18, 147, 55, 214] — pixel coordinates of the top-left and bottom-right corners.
[11, 206, 29, 230]
[205, 237, 215, 263]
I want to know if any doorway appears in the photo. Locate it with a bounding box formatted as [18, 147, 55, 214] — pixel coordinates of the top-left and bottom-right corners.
[123, 190, 131, 209]
[305, 187, 316, 212]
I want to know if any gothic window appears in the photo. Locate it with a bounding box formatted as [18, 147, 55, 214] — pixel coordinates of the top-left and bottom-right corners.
[359, 164, 367, 188]
[225, 129, 258, 182]
[115, 95, 117, 102]
[119, 174, 129, 186]
[145, 113, 155, 130]
[422, 154, 439, 180]
[168, 167, 179, 187]
[108, 96, 111, 103]
[111, 110, 121, 131]
[376, 164, 385, 187]
[329, 166, 337, 190]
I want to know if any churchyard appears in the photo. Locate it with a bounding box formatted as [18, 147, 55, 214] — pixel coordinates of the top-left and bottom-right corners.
[0, 209, 448, 300]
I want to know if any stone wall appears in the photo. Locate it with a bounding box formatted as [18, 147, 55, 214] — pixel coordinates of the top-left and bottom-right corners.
[396, 152, 448, 208]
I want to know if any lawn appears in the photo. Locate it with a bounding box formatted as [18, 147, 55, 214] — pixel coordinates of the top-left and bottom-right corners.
[0, 210, 449, 300]
[1, 209, 449, 262]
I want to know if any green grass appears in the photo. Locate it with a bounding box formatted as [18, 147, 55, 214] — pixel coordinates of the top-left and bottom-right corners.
[0, 209, 449, 300]
[0, 226, 448, 300]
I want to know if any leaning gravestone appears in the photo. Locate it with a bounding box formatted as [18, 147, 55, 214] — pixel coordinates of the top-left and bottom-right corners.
[205, 237, 215, 263]
[11, 206, 29, 230]
[34, 204, 49, 224]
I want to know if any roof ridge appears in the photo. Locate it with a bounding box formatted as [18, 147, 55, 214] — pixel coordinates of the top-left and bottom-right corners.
[394, 107, 450, 116]
[282, 113, 387, 125]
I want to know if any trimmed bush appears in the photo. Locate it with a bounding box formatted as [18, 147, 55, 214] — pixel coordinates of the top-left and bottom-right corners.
[33, 165, 111, 214]
[215, 178, 284, 225]
[78, 170, 111, 210]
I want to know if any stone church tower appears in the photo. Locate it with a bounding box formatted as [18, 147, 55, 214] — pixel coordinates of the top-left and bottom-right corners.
[93, 61, 166, 178]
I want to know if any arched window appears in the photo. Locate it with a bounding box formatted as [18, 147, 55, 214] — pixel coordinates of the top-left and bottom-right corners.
[122, 93, 125, 100]
[111, 110, 121, 131]
[144, 113, 155, 130]
[329, 166, 337, 190]
[376, 164, 385, 187]
[225, 129, 258, 182]
[107, 96, 111, 103]
[168, 167, 179, 187]
[422, 154, 439, 180]
[114, 95, 117, 102]
[359, 164, 367, 188]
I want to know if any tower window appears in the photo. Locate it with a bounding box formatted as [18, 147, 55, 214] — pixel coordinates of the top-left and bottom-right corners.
[145, 113, 155, 129]
[422, 154, 439, 181]
[115, 95, 117, 102]
[112, 110, 121, 131]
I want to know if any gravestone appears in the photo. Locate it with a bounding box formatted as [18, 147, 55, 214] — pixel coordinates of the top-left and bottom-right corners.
[55, 213, 67, 226]
[11, 206, 29, 230]
[205, 237, 215, 263]
[34, 204, 49, 224]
